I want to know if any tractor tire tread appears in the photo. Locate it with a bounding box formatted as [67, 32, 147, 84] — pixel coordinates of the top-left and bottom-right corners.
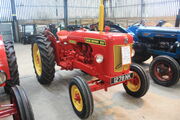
[69, 76, 94, 119]
[123, 64, 149, 98]
[149, 55, 180, 86]
[32, 38, 55, 84]
[4, 40, 19, 93]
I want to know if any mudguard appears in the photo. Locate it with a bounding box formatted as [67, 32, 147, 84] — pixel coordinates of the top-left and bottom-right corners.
[0, 35, 10, 81]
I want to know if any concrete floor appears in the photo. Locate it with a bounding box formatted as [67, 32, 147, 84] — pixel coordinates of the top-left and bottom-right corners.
[1, 43, 180, 120]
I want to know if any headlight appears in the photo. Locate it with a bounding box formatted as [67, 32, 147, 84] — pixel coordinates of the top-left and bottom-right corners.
[95, 54, 104, 63]
[0, 71, 6, 85]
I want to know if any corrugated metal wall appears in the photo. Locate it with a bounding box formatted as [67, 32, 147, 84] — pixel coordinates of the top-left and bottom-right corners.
[106, 0, 180, 18]
[68, 0, 99, 18]
[15, 0, 64, 20]
[144, 0, 180, 17]
[0, 0, 12, 21]
[0, 0, 179, 22]
[106, 0, 142, 18]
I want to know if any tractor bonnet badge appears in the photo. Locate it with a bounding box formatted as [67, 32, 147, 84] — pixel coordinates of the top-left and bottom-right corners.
[85, 38, 106, 46]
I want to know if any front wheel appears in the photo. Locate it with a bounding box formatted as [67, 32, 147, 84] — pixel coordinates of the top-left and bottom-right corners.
[10, 85, 34, 120]
[149, 55, 180, 86]
[123, 64, 149, 98]
[69, 76, 94, 119]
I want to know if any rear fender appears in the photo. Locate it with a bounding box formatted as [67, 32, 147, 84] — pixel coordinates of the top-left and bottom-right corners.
[44, 30, 61, 64]
[0, 35, 10, 81]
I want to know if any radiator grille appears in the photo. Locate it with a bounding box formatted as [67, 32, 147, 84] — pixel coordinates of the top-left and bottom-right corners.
[114, 45, 132, 72]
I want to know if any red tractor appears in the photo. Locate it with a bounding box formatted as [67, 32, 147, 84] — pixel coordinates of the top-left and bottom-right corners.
[0, 35, 34, 120]
[31, 1, 149, 119]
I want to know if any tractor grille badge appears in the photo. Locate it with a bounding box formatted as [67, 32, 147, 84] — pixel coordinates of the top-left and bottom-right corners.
[85, 38, 106, 46]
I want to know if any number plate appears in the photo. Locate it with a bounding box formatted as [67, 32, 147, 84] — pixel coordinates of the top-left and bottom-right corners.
[111, 73, 133, 84]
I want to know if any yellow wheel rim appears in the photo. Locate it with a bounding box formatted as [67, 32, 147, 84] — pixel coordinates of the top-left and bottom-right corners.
[33, 43, 42, 76]
[71, 85, 83, 112]
[126, 72, 141, 92]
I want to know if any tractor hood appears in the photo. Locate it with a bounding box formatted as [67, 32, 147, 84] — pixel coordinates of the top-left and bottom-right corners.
[138, 26, 180, 33]
[67, 30, 134, 45]
[136, 26, 180, 38]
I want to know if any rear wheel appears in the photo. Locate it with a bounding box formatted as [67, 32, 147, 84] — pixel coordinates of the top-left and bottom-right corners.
[10, 85, 34, 120]
[4, 40, 19, 93]
[32, 37, 55, 84]
[69, 76, 94, 119]
[149, 55, 180, 86]
[123, 64, 149, 98]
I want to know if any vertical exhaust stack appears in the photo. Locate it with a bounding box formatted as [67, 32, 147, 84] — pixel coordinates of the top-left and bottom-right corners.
[175, 9, 180, 27]
[98, 0, 105, 32]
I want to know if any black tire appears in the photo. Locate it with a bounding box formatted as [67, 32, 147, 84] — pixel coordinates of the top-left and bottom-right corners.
[32, 37, 55, 84]
[10, 85, 34, 120]
[149, 55, 180, 86]
[123, 64, 149, 98]
[4, 40, 19, 93]
[132, 43, 151, 63]
[69, 76, 94, 119]
[175, 58, 180, 64]
[152, 54, 158, 59]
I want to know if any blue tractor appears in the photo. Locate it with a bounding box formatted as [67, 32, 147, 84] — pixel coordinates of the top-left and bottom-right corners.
[126, 21, 180, 87]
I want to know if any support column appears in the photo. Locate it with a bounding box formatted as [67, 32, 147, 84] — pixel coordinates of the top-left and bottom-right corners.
[64, 0, 68, 28]
[104, 0, 107, 18]
[10, 0, 19, 42]
[175, 9, 180, 27]
[107, 0, 114, 18]
[141, 0, 145, 20]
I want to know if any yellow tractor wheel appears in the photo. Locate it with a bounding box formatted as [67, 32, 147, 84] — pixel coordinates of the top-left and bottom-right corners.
[33, 43, 42, 76]
[126, 72, 141, 92]
[123, 64, 149, 98]
[32, 38, 55, 84]
[69, 76, 94, 119]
